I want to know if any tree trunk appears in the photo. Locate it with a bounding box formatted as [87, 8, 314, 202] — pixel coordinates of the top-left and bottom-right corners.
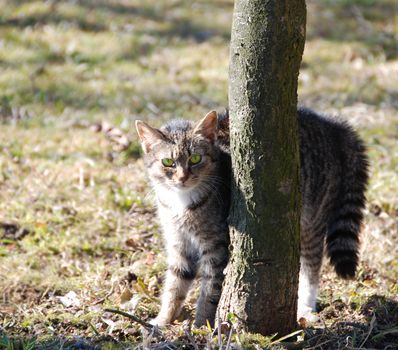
[218, 0, 306, 336]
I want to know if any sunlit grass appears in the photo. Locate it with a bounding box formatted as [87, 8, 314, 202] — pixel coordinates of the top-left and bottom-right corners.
[0, 0, 397, 348]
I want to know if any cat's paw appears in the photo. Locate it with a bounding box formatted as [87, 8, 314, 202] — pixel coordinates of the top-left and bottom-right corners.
[149, 316, 169, 327]
[297, 305, 319, 323]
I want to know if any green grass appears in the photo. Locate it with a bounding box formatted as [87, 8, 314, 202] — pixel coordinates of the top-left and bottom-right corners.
[0, 0, 397, 349]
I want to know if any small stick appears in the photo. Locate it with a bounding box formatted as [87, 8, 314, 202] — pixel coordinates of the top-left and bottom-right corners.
[225, 324, 233, 350]
[104, 308, 154, 330]
[358, 313, 376, 349]
[184, 328, 200, 350]
[216, 309, 222, 349]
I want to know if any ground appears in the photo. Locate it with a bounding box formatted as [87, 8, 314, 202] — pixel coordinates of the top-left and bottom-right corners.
[0, 0, 397, 349]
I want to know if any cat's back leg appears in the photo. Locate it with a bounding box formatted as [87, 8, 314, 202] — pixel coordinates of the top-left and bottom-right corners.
[195, 237, 229, 327]
[298, 224, 325, 320]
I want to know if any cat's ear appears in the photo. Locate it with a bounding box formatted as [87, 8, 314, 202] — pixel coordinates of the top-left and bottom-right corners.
[135, 120, 166, 153]
[194, 110, 218, 141]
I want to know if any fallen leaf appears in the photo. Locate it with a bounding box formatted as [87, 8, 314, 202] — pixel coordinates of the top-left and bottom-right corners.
[119, 288, 133, 304]
[0, 222, 31, 240]
[145, 252, 156, 265]
[125, 271, 138, 283]
[125, 237, 140, 249]
[147, 276, 159, 293]
[101, 317, 115, 335]
[298, 317, 308, 328]
[58, 291, 81, 308]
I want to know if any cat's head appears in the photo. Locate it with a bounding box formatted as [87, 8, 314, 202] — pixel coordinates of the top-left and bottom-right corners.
[135, 111, 220, 193]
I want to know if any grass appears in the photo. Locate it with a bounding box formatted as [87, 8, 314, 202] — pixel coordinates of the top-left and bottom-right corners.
[0, 0, 397, 349]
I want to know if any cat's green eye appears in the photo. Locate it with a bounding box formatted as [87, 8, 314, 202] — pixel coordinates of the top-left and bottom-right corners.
[189, 154, 202, 165]
[162, 158, 174, 167]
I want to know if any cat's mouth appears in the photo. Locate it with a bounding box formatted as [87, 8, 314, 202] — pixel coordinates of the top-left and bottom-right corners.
[173, 182, 192, 191]
[170, 180, 198, 192]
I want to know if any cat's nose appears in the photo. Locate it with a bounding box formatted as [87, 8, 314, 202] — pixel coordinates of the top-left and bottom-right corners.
[178, 174, 189, 184]
[176, 169, 189, 183]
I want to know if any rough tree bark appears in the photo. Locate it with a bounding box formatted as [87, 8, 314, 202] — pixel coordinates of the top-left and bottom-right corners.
[218, 0, 306, 335]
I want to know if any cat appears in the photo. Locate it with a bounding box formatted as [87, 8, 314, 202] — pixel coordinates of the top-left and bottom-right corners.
[135, 107, 368, 327]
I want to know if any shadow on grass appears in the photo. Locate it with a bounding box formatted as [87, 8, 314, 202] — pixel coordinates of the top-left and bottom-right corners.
[146, 18, 230, 44]
[1, 295, 397, 349]
[76, 0, 163, 21]
[307, 0, 398, 59]
[1, 0, 231, 44]
[0, 334, 138, 350]
[0, 0, 159, 32]
[0, 13, 107, 33]
[360, 295, 398, 343]
[77, 0, 231, 42]
[308, 294, 398, 349]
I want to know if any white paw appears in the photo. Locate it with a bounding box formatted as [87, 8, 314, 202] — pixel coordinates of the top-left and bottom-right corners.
[297, 305, 319, 323]
[149, 316, 168, 327]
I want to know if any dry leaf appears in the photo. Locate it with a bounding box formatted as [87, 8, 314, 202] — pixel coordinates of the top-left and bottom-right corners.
[119, 288, 133, 304]
[58, 291, 81, 308]
[125, 236, 140, 249]
[298, 317, 308, 328]
[147, 276, 159, 293]
[145, 252, 156, 265]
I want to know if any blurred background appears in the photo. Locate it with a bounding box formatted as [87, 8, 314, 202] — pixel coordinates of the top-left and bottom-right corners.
[0, 0, 397, 348]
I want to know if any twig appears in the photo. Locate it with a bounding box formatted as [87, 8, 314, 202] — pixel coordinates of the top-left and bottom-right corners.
[93, 285, 115, 305]
[279, 341, 309, 350]
[104, 308, 154, 330]
[306, 338, 333, 350]
[335, 321, 368, 330]
[270, 329, 304, 345]
[225, 324, 233, 350]
[217, 309, 222, 349]
[39, 286, 51, 302]
[358, 313, 376, 349]
[88, 321, 100, 336]
[206, 334, 213, 350]
[184, 328, 200, 350]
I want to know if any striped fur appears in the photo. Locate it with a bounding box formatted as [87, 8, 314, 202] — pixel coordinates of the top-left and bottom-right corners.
[136, 112, 230, 327]
[136, 108, 368, 325]
[294, 108, 368, 318]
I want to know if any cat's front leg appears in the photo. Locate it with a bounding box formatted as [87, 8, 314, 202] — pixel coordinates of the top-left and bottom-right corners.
[151, 246, 198, 327]
[195, 244, 229, 327]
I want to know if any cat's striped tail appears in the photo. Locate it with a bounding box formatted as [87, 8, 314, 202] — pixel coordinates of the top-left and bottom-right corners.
[326, 127, 369, 279]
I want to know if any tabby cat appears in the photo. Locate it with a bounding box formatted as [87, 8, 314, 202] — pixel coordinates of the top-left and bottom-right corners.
[135, 108, 368, 327]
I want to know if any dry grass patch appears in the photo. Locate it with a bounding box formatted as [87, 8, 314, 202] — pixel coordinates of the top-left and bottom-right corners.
[0, 0, 397, 349]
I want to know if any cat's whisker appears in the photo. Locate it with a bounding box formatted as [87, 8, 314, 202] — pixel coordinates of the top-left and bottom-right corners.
[199, 182, 224, 207]
[199, 176, 227, 189]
